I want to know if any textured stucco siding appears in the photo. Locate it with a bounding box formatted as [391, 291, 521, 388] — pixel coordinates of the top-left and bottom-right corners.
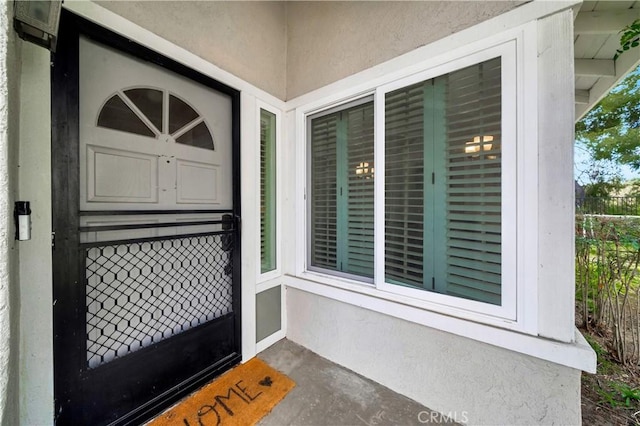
[17, 42, 52, 425]
[0, 0, 20, 424]
[96, 0, 288, 100]
[285, 1, 523, 99]
[286, 288, 581, 425]
[0, 2, 10, 422]
[95, 1, 523, 100]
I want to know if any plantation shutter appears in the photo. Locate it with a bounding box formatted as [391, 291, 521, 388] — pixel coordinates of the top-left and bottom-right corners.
[310, 114, 338, 270]
[260, 109, 276, 273]
[383, 57, 502, 305]
[444, 58, 502, 305]
[345, 104, 375, 277]
[310, 101, 374, 278]
[385, 84, 426, 287]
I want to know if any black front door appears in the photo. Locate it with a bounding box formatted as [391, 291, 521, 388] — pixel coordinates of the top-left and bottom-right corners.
[52, 11, 241, 425]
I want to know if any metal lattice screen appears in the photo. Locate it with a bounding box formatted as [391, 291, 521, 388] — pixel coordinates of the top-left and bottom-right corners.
[85, 233, 233, 368]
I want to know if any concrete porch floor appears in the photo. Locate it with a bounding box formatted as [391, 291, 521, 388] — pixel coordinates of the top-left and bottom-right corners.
[257, 339, 455, 425]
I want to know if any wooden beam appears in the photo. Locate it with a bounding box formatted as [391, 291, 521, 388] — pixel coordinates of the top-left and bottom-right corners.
[575, 59, 615, 77]
[575, 89, 590, 104]
[576, 47, 640, 121]
[575, 10, 640, 34]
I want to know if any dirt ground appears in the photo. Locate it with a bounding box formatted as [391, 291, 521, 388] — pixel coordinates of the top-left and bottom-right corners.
[582, 371, 640, 425]
[580, 328, 640, 425]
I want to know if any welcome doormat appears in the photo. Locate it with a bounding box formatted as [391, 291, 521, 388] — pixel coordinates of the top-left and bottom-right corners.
[148, 358, 295, 426]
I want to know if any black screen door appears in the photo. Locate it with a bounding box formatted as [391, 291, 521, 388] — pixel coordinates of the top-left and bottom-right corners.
[52, 11, 241, 425]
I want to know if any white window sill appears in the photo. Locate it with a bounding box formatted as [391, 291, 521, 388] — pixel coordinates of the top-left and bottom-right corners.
[256, 273, 282, 292]
[283, 273, 596, 373]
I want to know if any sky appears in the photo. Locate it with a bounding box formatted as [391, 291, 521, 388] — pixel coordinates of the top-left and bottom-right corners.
[574, 65, 640, 186]
[574, 144, 640, 185]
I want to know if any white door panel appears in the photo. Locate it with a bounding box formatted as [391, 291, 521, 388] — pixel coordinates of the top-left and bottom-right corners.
[79, 36, 232, 211]
[87, 145, 159, 203]
[176, 160, 219, 204]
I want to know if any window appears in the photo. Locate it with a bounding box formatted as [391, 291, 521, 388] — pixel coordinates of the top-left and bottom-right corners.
[384, 57, 502, 306]
[260, 109, 277, 273]
[306, 44, 517, 319]
[98, 93, 157, 137]
[97, 88, 215, 150]
[309, 99, 375, 280]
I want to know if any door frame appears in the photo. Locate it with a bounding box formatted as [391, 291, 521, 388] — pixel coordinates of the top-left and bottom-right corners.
[51, 10, 242, 425]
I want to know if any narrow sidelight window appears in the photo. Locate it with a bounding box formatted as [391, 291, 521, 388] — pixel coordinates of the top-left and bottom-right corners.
[260, 109, 277, 273]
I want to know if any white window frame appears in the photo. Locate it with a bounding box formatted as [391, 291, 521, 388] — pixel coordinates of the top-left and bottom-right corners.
[296, 24, 538, 334]
[375, 42, 517, 320]
[256, 100, 282, 283]
[306, 95, 375, 283]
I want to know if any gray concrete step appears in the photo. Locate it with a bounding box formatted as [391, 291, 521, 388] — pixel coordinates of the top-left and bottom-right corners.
[258, 339, 456, 426]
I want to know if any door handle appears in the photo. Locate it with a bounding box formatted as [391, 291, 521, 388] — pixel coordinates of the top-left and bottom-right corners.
[222, 214, 233, 230]
[221, 214, 241, 232]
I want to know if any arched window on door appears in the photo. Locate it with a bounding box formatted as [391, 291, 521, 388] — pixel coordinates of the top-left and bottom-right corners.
[97, 87, 215, 151]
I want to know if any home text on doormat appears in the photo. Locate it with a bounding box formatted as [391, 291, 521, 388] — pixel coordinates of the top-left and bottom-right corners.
[148, 357, 295, 426]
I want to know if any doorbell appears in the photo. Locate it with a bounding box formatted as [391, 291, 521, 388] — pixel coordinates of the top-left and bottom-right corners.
[14, 201, 31, 241]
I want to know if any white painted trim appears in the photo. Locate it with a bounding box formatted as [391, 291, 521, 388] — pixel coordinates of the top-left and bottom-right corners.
[256, 330, 285, 354]
[501, 38, 519, 322]
[284, 277, 596, 373]
[373, 88, 385, 291]
[256, 276, 282, 294]
[62, 1, 286, 108]
[575, 89, 589, 104]
[575, 59, 615, 78]
[240, 91, 257, 362]
[519, 20, 540, 336]
[536, 10, 576, 342]
[255, 100, 282, 284]
[293, 109, 306, 278]
[281, 279, 288, 340]
[282, 109, 299, 279]
[256, 262, 279, 286]
[303, 93, 375, 120]
[574, 9, 640, 34]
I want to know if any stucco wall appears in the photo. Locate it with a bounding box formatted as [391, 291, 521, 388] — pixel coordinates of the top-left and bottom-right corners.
[285, 1, 523, 99]
[5, 17, 20, 426]
[0, 0, 21, 423]
[96, 1, 288, 100]
[94, 1, 523, 100]
[0, 2, 8, 423]
[286, 288, 581, 425]
[17, 42, 52, 425]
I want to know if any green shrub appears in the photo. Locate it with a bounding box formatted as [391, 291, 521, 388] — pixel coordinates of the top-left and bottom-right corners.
[576, 215, 640, 364]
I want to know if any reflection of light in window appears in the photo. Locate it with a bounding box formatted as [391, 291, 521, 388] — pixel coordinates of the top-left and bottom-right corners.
[464, 135, 494, 154]
[355, 162, 374, 179]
